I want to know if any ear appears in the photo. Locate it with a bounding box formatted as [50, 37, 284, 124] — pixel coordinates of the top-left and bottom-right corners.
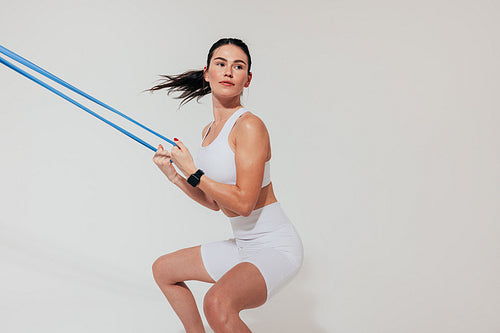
[244, 72, 253, 88]
[203, 66, 209, 82]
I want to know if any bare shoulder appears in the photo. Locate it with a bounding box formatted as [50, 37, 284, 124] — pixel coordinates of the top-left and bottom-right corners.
[232, 112, 270, 157]
[234, 112, 268, 137]
[232, 112, 271, 159]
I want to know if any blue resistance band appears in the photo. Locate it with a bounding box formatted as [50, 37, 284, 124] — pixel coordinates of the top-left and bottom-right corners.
[0, 44, 176, 151]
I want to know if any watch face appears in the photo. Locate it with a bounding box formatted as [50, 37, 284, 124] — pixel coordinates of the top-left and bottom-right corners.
[188, 169, 203, 187]
[188, 174, 199, 187]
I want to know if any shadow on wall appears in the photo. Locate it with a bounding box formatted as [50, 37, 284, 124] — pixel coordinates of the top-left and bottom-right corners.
[0, 226, 155, 299]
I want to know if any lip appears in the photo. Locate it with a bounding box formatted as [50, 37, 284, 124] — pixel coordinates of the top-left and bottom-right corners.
[219, 81, 235, 86]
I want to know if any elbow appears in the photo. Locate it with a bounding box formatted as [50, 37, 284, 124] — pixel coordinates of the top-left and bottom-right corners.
[235, 192, 259, 217]
[239, 202, 256, 217]
[240, 209, 252, 217]
[226, 189, 258, 216]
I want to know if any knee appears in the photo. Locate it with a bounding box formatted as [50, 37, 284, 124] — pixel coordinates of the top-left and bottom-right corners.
[203, 288, 234, 328]
[152, 253, 175, 285]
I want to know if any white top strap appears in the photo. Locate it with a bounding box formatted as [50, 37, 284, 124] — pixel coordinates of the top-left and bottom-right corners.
[202, 121, 214, 143]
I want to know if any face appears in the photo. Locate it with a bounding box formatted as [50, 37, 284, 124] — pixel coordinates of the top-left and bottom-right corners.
[203, 44, 252, 101]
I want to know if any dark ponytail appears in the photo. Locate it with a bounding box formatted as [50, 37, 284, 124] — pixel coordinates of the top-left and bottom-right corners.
[148, 38, 252, 107]
[148, 70, 210, 106]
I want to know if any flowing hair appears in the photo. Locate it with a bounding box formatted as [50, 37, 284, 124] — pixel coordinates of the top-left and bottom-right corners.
[148, 38, 252, 106]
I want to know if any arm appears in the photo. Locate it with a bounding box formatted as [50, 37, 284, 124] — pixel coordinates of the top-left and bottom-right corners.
[172, 174, 220, 211]
[153, 144, 220, 211]
[172, 115, 269, 216]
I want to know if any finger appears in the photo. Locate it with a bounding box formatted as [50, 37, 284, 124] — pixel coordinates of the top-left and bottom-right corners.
[170, 148, 181, 159]
[153, 145, 161, 159]
[154, 148, 168, 157]
[173, 138, 183, 150]
[154, 152, 171, 163]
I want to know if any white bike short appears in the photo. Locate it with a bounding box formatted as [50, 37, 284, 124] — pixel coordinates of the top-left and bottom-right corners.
[200, 202, 303, 301]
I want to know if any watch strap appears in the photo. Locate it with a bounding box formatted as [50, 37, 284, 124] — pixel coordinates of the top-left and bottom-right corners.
[187, 169, 204, 187]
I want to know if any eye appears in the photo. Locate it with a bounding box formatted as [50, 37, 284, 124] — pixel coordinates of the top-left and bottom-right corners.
[235, 65, 243, 70]
[216, 62, 225, 67]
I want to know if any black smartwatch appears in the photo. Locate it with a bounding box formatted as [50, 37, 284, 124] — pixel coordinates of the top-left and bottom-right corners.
[187, 169, 204, 187]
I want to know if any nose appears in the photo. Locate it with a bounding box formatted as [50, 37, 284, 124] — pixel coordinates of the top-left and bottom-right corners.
[224, 67, 233, 78]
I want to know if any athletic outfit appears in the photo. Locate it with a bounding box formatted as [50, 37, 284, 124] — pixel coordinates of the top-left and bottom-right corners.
[196, 107, 303, 300]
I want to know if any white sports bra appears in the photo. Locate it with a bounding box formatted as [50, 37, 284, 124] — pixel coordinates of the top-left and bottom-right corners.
[196, 108, 271, 187]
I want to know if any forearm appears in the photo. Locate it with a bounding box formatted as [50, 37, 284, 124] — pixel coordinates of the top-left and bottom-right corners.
[197, 176, 257, 217]
[172, 174, 220, 211]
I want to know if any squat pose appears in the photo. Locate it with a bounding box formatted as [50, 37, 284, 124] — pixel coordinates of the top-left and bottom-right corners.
[151, 38, 303, 333]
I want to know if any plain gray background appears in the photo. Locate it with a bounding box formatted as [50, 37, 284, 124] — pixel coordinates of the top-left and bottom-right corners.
[1, 0, 499, 332]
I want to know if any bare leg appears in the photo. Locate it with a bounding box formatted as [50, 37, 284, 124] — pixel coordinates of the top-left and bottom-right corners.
[203, 262, 267, 333]
[152, 245, 215, 333]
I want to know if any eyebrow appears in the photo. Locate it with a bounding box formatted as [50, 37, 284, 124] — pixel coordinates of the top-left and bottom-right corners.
[213, 57, 247, 65]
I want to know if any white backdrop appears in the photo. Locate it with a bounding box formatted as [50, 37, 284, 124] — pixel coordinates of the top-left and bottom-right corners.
[1, 1, 499, 332]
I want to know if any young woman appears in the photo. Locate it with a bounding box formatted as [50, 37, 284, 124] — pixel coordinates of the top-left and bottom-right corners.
[151, 38, 303, 333]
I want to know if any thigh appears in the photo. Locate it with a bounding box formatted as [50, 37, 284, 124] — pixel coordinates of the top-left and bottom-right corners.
[208, 262, 268, 311]
[200, 239, 241, 281]
[153, 245, 215, 284]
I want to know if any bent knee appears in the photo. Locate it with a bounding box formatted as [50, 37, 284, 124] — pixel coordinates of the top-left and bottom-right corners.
[203, 288, 235, 325]
[152, 253, 177, 285]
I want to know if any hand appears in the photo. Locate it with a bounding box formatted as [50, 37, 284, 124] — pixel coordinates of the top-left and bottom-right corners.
[153, 144, 178, 182]
[170, 138, 198, 178]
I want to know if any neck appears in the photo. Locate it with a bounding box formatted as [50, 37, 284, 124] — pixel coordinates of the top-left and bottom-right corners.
[211, 95, 243, 123]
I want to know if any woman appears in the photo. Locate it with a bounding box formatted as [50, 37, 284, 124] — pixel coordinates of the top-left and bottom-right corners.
[151, 38, 303, 333]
